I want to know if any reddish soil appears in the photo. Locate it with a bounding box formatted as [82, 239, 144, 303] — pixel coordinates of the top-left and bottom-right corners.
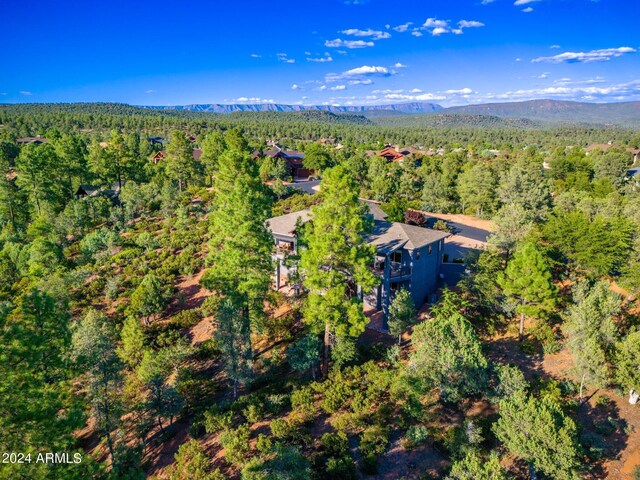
[486, 329, 640, 479]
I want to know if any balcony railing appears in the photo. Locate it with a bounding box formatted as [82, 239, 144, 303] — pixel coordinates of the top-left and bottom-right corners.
[373, 261, 412, 278]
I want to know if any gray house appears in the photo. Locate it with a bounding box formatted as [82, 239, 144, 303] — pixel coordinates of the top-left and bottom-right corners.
[266, 202, 449, 325]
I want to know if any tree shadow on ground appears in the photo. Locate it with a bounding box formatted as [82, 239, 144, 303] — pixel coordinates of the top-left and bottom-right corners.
[577, 397, 629, 479]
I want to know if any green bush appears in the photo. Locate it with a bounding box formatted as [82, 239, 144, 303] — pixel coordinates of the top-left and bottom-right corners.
[325, 455, 357, 479]
[204, 408, 234, 434]
[291, 386, 316, 420]
[171, 309, 201, 329]
[256, 434, 273, 454]
[359, 425, 389, 474]
[270, 418, 299, 440]
[321, 432, 350, 457]
[220, 424, 251, 466]
[402, 425, 429, 449]
[243, 399, 265, 424]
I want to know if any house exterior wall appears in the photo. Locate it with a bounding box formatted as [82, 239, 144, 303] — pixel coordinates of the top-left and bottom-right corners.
[406, 239, 443, 308]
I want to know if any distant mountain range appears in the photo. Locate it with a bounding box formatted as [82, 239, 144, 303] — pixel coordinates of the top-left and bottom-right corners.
[143, 99, 640, 126]
[142, 102, 444, 115]
[443, 100, 640, 126]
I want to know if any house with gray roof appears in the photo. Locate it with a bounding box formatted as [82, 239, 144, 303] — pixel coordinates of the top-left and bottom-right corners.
[266, 202, 449, 326]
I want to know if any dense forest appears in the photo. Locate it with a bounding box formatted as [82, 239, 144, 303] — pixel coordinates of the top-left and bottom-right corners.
[1, 103, 640, 479]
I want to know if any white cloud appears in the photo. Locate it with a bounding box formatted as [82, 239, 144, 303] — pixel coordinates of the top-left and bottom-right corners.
[515, 58, 522, 62]
[411, 88, 423, 93]
[250, 53, 261, 58]
[331, 85, 347, 91]
[349, 79, 374, 85]
[481, 0, 495, 3]
[19, 91, 32, 96]
[145, 89, 155, 94]
[445, 88, 474, 94]
[532, 46, 636, 64]
[550, 44, 560, 49]
[235, 97, 275, 103]
[325, 65, 392, 82]
[514, 0, 539, 4]
[392, 22, 413, 32]
[317, 85, 327, 91]
[537, 72, 550, 79]
[522, 7, 533, 12]
[341, 28, 391, 40]
[458, 20, 484, 28]
[291, 84, 302, 90]
[384, 92, 446, 101]
[452, 29, 464, 35]
[411, 31, 423, 37]
[431, 27, 448, 36]
[423, 18, 449, 28]
[393, 62, 407, 68]
[276, 53, 296, 63]
[325, 38, 375, 48]
[307, 53, 333, 62]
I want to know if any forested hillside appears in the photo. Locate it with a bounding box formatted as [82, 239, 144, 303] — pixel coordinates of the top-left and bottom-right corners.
[1, 105, 640, 479]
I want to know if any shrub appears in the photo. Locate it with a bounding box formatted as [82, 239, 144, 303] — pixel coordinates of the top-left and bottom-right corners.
[169, 439, 224, 480]
[359, 425, 389, 474]
[220, 423, 251, 466]
[256, 434, 273, 454]
[291, 386, 316, 420]
[325, 456, 357, 480]
[265, 393, 290, 414]
[243, 400, 265, 424]
[204, 409, 234, 434]
[402, 425, 429, 449]
[171, 309, 201, 329]
[270, 418, 299, 440]
[321, 432, 350, 457]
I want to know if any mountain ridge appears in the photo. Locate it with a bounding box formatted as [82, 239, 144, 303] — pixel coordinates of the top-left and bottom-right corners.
[140, 99, 640, 126]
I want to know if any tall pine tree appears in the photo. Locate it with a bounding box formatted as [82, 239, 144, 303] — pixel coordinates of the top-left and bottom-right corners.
[300, 165, 377, 375]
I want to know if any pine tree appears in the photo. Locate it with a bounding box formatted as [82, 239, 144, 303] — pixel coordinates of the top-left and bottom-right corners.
[166, 130, 200, 190]
[615, 331, 640, 404]
[493, 392, 580, 480]
[409, 312, 488, 402]
[565, 280, 619, 402]
[117, 315, 148, 367]
[300, 165, 378, 375]
[201, 135, 273, 392]
[388, 288, 416, 344]
[128, 273, 166, 325]
[215, 298, 253, 398]
[71, 309, 124, 464]
[498, 242, 558, 340]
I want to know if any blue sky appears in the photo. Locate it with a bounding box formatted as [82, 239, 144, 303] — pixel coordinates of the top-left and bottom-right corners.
[1, 0, 638, 106]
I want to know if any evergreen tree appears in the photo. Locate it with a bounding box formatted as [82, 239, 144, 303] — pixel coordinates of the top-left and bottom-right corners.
[71, 309, 124, 464]
[300, 165, 378, 375]
[409, 312, 488, 402]
[117, 315, 148, 367]
[286, 334, 322, 380]
[615, 331, 640, 404]
[498, 242, 558, 340]
[494, 392, 580, 480]
[199, 131, 227, 184]
[128, 273, 166, 325]
[388, 288, 416, 344]
[166, 129, 200, 190]
[202, 135, 273, 392]
[447, 451, 508, 480]
[565, 280, 619, 402]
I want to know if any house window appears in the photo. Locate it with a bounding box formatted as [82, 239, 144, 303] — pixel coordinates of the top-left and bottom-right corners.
[391, 282, 398, 291]
[428, 244, 432, 255]
[391, 251, 402, 264]
[415, 250, 421, 260]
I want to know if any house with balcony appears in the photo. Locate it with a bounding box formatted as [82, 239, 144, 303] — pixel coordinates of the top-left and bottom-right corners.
[265, 202, 449, 324]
